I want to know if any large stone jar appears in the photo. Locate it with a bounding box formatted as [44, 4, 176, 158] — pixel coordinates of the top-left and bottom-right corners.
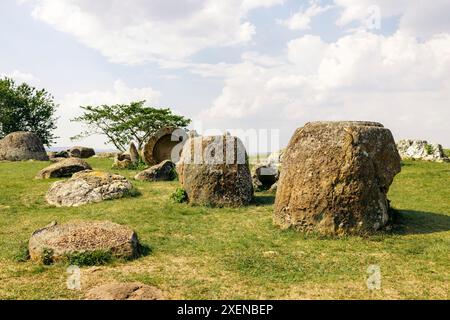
[274, 121, 401, 236]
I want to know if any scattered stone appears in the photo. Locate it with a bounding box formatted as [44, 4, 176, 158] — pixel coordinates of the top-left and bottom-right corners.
[177, 135, 253, 207]
[86, 282, 164, 300]
[49, 157, 67, 163]
[263, 251, 279, 258]
[129, 142, 140, 164]
[68, 146, 96, 159]
[94, 152, 119, 159]
[252, 164, 279, 191]
[266, 149, 285, 171]
[47, 151, 57, 158]
[46, 170, 134, 207]
[397, 139, 449, 162]
[0, 131, 49, 161]
[135, 160, 176, 182]
[112, 153, 133, 169]
[36, 158, 92, 179]
[47, 150, 69, 159]
[269, 182, 277, 193]
[274, 121, 401, 236]
[142, 127, 187, 165]
[28, 221, 139, 263]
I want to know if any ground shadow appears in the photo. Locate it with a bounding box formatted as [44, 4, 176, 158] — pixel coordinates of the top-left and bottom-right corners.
[253, 194, 275, 206]
[137, 243, 153, 258]
[392, 210, 450, 235]
[400, 161, 413, 167]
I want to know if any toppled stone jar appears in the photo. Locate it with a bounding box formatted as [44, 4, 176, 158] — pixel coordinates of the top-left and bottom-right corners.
[274, 121, 401, 236]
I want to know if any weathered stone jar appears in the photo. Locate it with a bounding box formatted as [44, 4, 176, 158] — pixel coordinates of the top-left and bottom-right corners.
[177, 135, 253, 207]
[0, 131, 49, 161]
[274, 121, 401, 236]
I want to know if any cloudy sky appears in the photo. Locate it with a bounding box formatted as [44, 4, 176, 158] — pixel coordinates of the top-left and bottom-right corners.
[1, 0, 449, 151]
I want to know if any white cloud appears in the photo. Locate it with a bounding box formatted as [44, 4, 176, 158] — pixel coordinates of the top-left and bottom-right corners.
[20, 0, 284, 65]
[287, 35, 328, 74]
[278, 1, 333, 30]
[199, 31, 450, 148]
[61, 79, 161, 108]
[55, 80, 161, 148]
[335, 0, 450, 38]
[0, 70, 39, 84]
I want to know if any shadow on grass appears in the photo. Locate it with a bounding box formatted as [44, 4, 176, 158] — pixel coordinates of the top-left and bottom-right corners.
[137, 243, 153, 258]
[253, 194, 275, 206]
[400, 162, 413, 167]
[393, 210, 450, 235]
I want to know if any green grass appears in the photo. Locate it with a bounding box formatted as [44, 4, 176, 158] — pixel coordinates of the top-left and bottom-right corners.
[0, 158, 448, 300]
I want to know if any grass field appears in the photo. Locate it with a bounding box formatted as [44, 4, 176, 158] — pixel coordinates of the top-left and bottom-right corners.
[0, 157, 449, 300]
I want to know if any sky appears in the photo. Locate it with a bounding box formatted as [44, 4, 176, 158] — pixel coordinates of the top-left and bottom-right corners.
[1, 0, 450, 152]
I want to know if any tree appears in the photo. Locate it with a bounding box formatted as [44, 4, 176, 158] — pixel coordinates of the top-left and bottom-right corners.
[0, 77, 58, 146]
[71, 101, 191, 151]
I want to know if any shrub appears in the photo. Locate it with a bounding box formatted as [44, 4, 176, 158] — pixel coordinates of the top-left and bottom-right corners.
[425, 144, 434, 155]
[169, 167, 178, 181]
[124, 159, 148, 171]
[41, 248, 54, 265]
[171, 188, 188, 203]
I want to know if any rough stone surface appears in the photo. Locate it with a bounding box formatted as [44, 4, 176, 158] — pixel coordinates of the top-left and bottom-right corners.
[112, 153, 133, 169]
[68, 146, 96, 158]
[274, 121, 401, 236]
[46, 170, 134, 207]
[142, 127, 186, 165]
[129, 142, 140, 164]
[397, 139, 449, 162]
[252, 164, 279, 191]
[94, 152, 118, 159]
[49, 157, 67, 163]
[29, 221, 139, 263]
[269, 182, 278, 193]
[36, 158, 92, 179]
[47, 151, 69, 159]
[86, 282, 164, 300]
[177, 135, 253, 207]
[135, 160, 176, 182]
[0, 131, 49, 161]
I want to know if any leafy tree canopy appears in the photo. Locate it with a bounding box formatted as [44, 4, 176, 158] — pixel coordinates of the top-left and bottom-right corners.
[71, 101, 191, 151]
[0, 77, 58, 146]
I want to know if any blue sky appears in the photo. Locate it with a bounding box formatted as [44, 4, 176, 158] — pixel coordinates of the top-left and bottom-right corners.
[1, 0, 450, 151]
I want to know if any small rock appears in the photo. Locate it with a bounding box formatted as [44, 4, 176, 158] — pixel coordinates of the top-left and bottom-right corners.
[269, 182, 277, 193]
[397, 139, 449, 162]
[263, 251, 279, 258]
[112, 153, 133, 169]
[135, 160, 176, 182]
[36, 158, 92, 179]
[86, 282, 164, 300]
[49, 157, 67, 163]
[94, 152, 118, 159]
[252, 164, 279, 191]
[47, 151, 69, 159]
[68, 146, 96, 159]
